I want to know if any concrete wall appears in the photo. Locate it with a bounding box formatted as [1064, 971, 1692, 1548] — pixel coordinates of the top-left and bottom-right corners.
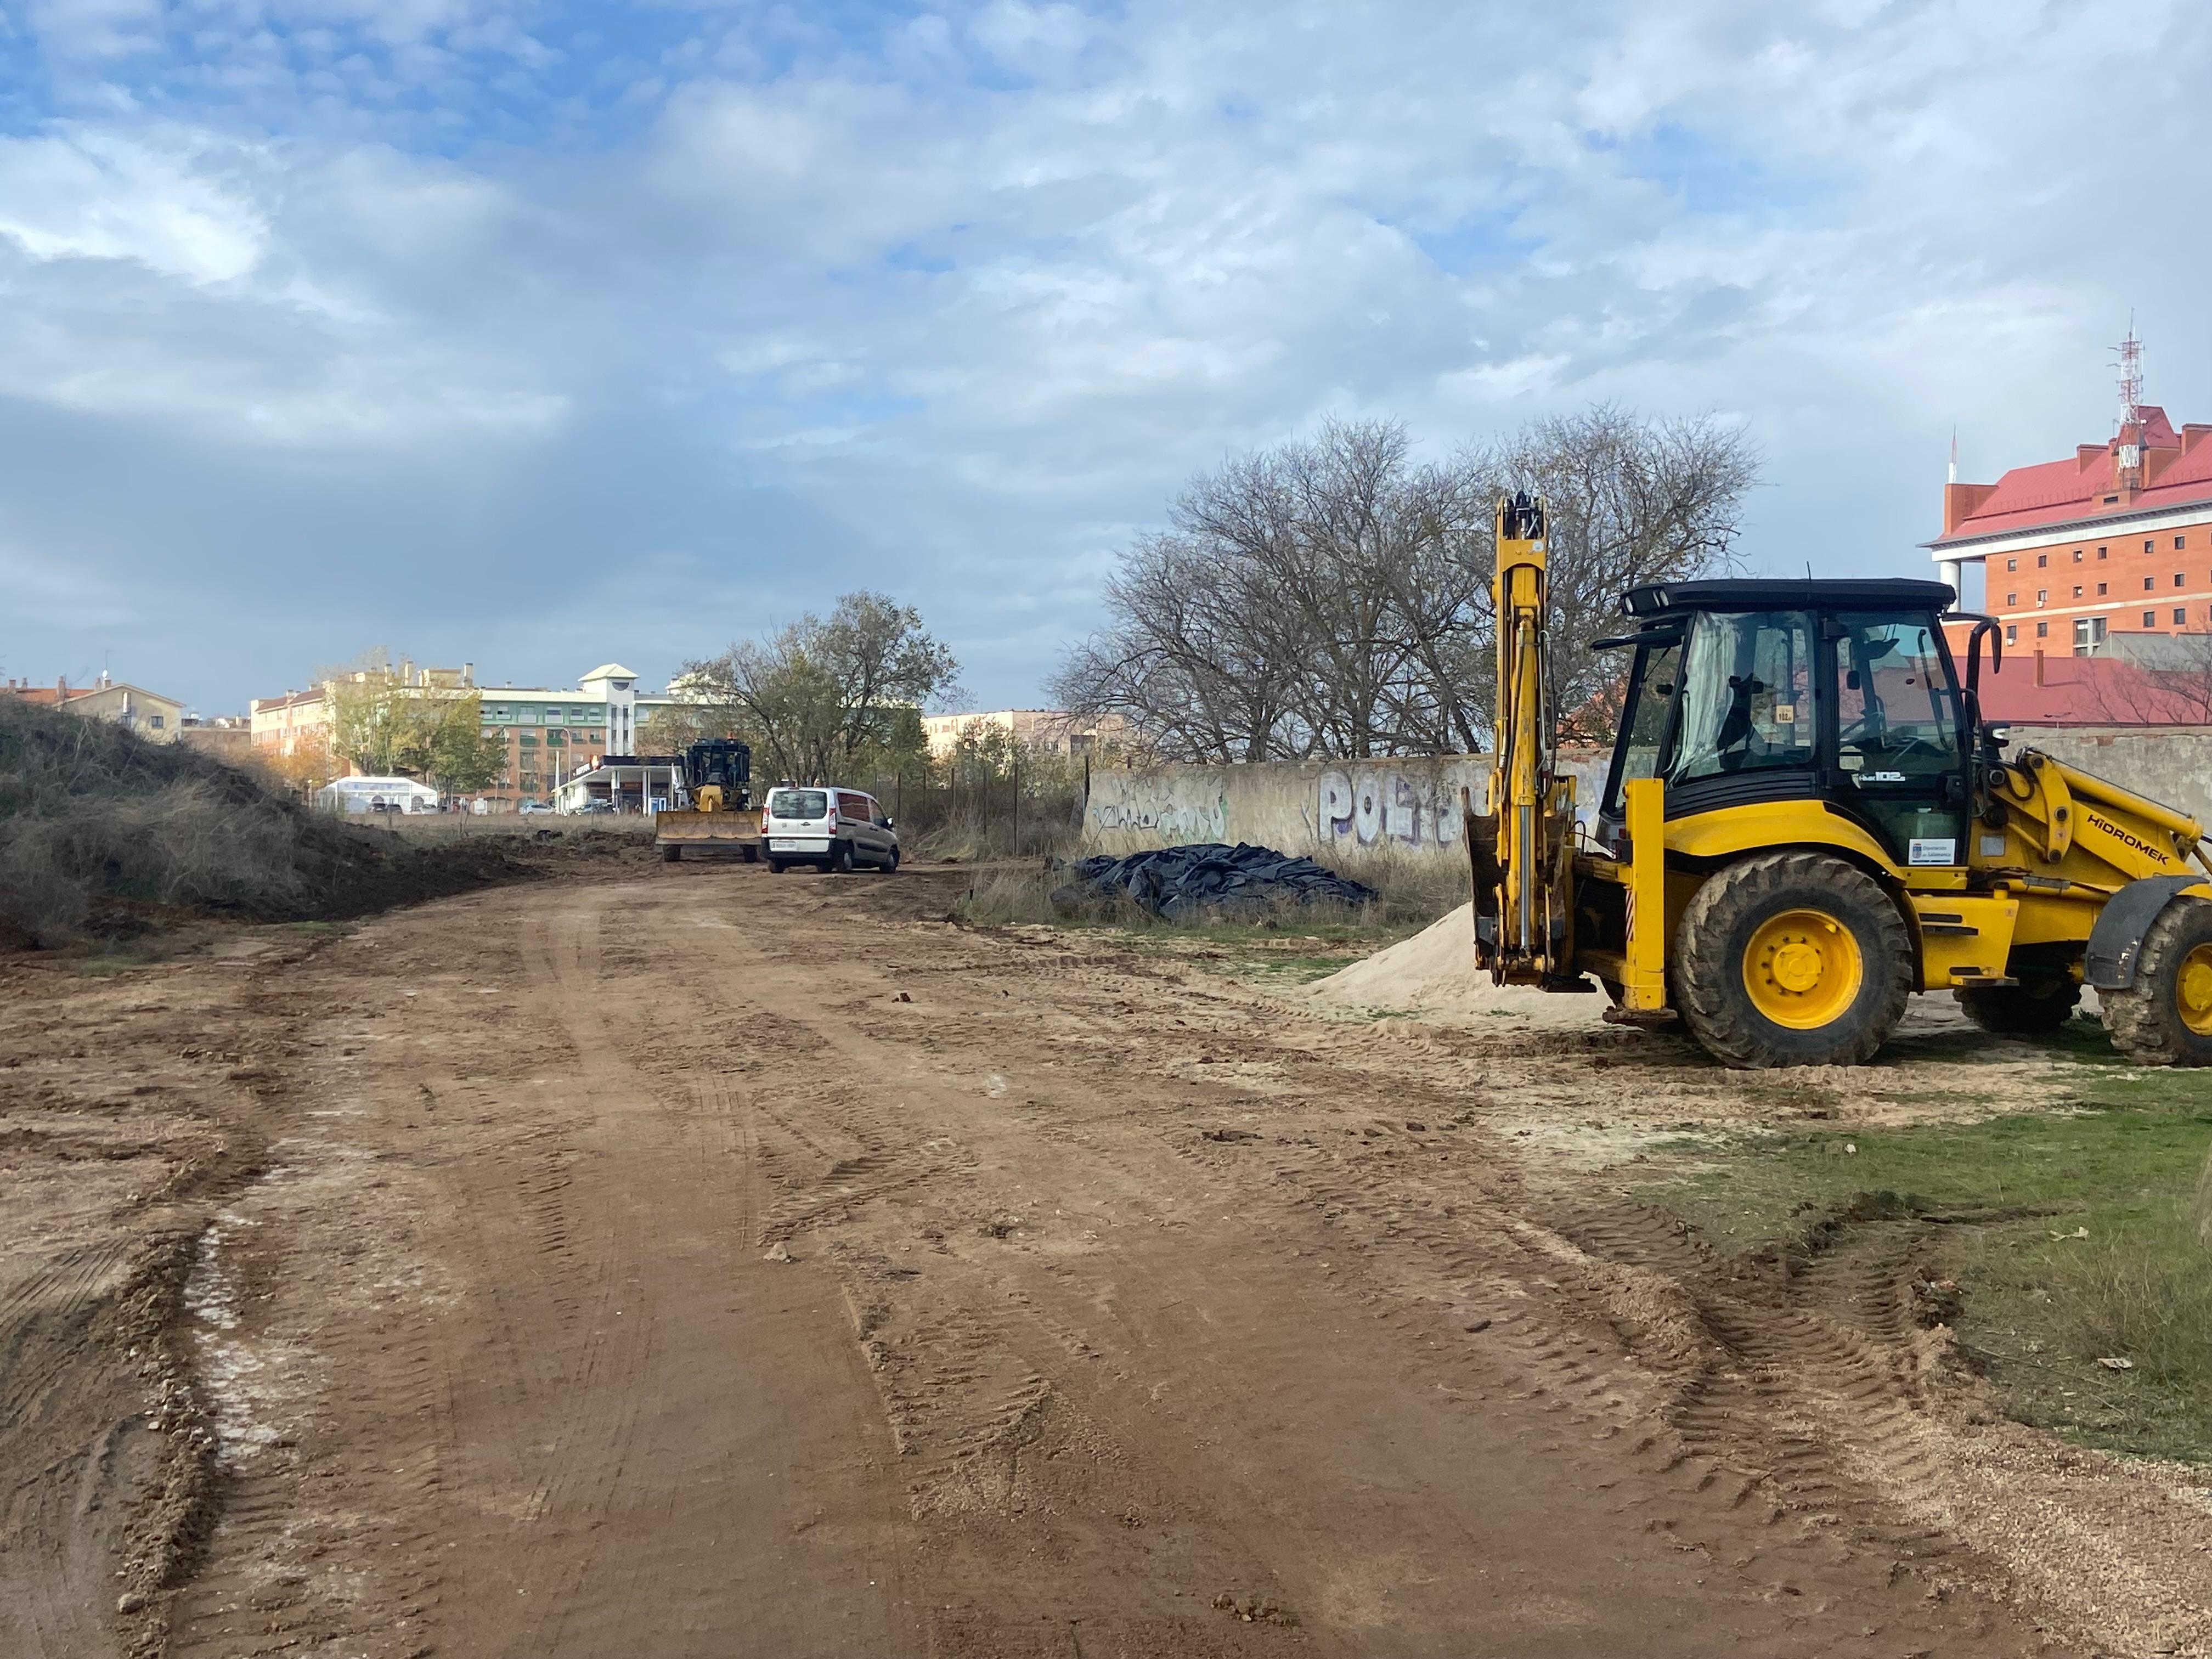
[2008, 726, 2212, 826]
[1081, 730, 2212, 864]
[1081, 751, 1612, 861]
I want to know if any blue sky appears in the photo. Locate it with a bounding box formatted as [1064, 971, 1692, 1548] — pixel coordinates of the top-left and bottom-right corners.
[4, 0, 2210, 713]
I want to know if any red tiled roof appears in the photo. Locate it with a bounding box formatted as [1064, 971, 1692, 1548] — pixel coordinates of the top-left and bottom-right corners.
[1934, 406, 2212, 544]
[1972, 646, 2209, 726]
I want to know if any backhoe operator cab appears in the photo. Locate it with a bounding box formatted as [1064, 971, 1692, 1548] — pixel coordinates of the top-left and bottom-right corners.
[1596, 580, 1968, 870]
[1526, 573, 2212, 1070]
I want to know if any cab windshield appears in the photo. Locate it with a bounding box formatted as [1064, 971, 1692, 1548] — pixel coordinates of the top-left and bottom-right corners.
[1833, 615, 1961, 780]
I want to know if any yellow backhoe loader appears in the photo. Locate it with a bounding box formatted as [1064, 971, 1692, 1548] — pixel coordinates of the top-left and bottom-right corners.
[654, 739, 763, 863]
[1467, 494, 2212, 1068]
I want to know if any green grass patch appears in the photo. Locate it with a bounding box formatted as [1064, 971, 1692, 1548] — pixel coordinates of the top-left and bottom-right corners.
[74, 952, 159, 977]
[1646, 1070, 2212, 1463]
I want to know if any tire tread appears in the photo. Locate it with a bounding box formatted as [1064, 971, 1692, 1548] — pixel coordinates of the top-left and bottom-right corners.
[1673, 851, 1911, 1069]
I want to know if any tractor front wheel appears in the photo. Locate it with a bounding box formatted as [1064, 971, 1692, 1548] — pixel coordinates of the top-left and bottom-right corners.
[1673, 851, 1911, 1069]
[2102, 896, 2212, 1066]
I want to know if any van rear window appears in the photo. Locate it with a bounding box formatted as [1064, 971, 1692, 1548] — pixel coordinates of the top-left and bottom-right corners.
[769, 789, 828, 819]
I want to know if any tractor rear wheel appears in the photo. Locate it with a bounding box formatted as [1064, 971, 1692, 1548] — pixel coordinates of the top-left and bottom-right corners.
[661, 845, 681, 864]
[2102, 896, 2212, 1066]
[1673, 851, 1911, 1069]
[1957, 979, 2079, 1035]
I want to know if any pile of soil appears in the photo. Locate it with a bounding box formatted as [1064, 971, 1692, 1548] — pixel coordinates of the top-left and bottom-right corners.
[0, 697, 566, 947]
[1299, 902, 1592, 1024]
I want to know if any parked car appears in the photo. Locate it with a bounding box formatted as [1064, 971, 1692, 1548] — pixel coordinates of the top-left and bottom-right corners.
[761, 786, 899, 874]
[578, 800, 616, 815]
[518, 799, 556, 815]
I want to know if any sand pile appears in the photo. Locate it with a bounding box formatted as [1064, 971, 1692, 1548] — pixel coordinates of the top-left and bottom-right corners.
[1299, 903, 1595, 1025]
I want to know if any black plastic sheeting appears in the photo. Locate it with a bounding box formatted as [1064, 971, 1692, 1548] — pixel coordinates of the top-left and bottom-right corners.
[1051, 842, 1378, 920]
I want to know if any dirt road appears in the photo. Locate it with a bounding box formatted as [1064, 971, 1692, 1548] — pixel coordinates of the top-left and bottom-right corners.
[8, 859, 2208, 1657]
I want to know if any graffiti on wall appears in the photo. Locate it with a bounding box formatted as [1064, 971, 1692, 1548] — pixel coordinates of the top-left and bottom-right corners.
[1089, 790, 1231, 844]
[1316, 769, 1472, 848]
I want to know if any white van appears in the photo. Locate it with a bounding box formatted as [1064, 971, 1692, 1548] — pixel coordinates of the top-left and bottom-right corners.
[760, 786, 900, 874]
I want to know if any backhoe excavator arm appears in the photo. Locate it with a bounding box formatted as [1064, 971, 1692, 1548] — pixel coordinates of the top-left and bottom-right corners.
[1466, 493, 1578, 985]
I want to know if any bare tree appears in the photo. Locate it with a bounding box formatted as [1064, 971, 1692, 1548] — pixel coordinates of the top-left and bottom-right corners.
[1054, 408, 1757, 760]
[1480, 407, 1760, 740]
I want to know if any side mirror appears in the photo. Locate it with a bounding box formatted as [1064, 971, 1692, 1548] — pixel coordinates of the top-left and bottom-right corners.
[882, 816, 895, 830]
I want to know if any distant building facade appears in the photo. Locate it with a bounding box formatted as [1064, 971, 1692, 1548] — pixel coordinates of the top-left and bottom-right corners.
[920, 709, 1134, 759]
[1929, 403, 2212, 657]
[250, 659, 679, 809]
[2, 675, 187, 740]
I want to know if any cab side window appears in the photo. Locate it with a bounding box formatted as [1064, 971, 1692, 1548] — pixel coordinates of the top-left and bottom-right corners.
[1669, 611, 1817, 783]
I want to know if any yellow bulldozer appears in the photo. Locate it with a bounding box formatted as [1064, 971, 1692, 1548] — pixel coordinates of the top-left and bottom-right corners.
[654, 738, 764, 863]
[1468, 494, 2212, 1068]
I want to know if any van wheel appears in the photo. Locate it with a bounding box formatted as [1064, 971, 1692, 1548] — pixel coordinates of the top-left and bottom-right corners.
[2102, 896, 2212, 1066]
[879, 847, 899, 874]
[769, 859, 788, 875]
[1673, 851, 1911, 1069]
[1957, 979, 2080, 1035]
[741, 844, 760, 864]
[831, 842, 854, 874]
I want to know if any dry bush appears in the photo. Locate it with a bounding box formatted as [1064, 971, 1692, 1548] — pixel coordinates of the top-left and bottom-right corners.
[0, 698, 524, 948]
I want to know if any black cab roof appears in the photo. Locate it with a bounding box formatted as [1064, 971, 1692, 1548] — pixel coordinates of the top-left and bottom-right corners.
[1621, 578, 1956, 619]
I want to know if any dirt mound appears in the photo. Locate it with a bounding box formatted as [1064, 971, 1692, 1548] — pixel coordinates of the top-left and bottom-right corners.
[1299, 902, 1594, 1024]
[0, 697, 539, 946]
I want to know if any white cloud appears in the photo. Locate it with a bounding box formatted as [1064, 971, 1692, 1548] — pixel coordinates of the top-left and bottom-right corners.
[0, 127, 266, 282]
[8, 0, 2212, 712]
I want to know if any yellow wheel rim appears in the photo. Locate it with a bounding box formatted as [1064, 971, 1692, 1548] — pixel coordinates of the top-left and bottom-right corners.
[2178, 943, 2212, 1037]
[1743, 908, 1864, 1030]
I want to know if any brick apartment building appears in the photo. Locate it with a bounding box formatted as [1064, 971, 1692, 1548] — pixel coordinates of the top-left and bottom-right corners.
[1929, 403, 2212, 656]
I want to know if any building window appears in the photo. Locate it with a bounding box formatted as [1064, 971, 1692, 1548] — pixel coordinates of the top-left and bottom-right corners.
[2006, 557, 2018, 572]
[2176, 608, 2189, 626]
[2098, 545, 2108, 558]
[2178, 535, 2190, 551]
[519, 735, 538, 748]
[2035, 622, 2049, 638]
[2145, 577, 2156, 591]
[2097, 582, 2108, 596]
[2072, 585, 2083, 598]
[2036, 590, 2047, 605]
[546, 731, 565, 747]
[2004, 624, 2017, 644]
[2075, 616, 2106, 653]
[2177, 573, 2188, 587]
[2145, 611, 2158, 628]
[2145, 540, 2155, 554]
[2006, 592, 2018, 606]
[520, 707, 540, 724]
[2073, 549, 2083, 562]
[148, 714, 165, 729]
[2036, 554, 2049, 567]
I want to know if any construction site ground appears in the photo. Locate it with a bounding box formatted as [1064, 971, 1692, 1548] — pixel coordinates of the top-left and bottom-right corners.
[6, 852, 2210, 1659]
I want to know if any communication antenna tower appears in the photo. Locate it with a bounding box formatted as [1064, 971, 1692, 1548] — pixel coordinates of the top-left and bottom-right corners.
[2114, 314, 2145, 429]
